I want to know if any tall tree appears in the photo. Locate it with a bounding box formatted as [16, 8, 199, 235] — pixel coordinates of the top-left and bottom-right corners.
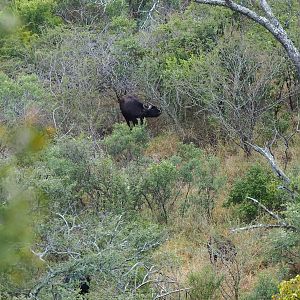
[194, 0, 300, 78]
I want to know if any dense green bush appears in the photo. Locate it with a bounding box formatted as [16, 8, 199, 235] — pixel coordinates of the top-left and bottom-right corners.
[14, 0, 61, 34]
[103, 123, 149, 158]
[225, 164, 286, 221]
[176, 143, 225, 220]
[268, 202, 300, 276]
[29, 137, 94, 212]
[141, 158, 179, 223]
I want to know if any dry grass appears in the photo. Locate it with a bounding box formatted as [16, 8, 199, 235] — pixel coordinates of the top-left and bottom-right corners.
[144, 132, 181, 159]
[149, 134, 297, 298]
[154, 234, 209, 283]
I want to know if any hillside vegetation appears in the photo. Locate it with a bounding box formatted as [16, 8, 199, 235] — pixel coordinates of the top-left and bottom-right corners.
[1, 0, 300, 299]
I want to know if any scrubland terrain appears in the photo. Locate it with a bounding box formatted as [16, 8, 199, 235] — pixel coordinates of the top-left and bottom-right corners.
[1, 0, 300, 299]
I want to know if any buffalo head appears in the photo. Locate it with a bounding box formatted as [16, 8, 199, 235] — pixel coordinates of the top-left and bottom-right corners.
[142, 104, 161, 118]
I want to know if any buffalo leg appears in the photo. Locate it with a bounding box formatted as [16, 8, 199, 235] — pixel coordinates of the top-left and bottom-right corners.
[126, 119, 131, 127]
[132, 119, 138, 127]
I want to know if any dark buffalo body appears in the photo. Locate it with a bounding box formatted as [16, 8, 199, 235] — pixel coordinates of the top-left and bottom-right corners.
[64, 274, 91, 295]
[119, 95, 161, 127]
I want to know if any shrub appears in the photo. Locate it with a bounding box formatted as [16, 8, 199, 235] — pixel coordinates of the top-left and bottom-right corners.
[141, 158, 179, 223]
[243, 273, 278, 300]
[0, 126, 48, 294]
[29, 137, 96, 212]
[177, 143, 225, 220]
[188, 266, 222, 300]
[14, 0, 61, 33]
[30, 136, 142, 214]
[0, 72, 50, 126]
[103, 123, 149, 161]
[272, 275, 300, 300]
[225, 164, 286, 222]
[268, 202, 300, 275]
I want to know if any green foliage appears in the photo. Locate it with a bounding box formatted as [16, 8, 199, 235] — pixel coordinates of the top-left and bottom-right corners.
[30, 137, 95, 211]
[155, 5, 232, 59]
[243, 273, 279, 300]
[141, 158, 179, 223]
[273, 275, 300, 300]
[0, 126, 48, 294]
[268, 202, 300, 273]
[13, 0, 61, 34]
[92, 157, 134, 212]
[103, 123, 149, 160]
[1, 0, 300, 298]
[0, 179, 32, 267]
[32, 214, 164, 298]
[188, 265, 223, 300]
[110, 16, 137, 34]
[0, 72, 49, 125]
[0, 9, 20, 35]
[226, 164, 286, 221]
[136, 142, 224, 223]
[30, 135, 144, 213]
[177, 143, 225, 220]
[56, 0, 107, 25]
[105, 0, 129, 19]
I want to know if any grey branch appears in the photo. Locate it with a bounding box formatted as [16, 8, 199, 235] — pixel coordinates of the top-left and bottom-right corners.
[246, 142, 291, 185]
[246, 197, 284, 224]
[230, 223, 295, 233]
[230, 197, 296, 233]
[154, 288, 191, 299]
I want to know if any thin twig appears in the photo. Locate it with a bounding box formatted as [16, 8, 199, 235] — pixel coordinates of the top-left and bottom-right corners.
[154, 288, 191, 299]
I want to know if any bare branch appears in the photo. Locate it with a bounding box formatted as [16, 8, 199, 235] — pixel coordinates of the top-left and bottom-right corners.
[259, 0, 279, 26]
[30, 246, 50, 262]
[246, 196, 284, 223]
[246, 142, 291, 184]
[154, 288, 191, 299]
[230, 223, 295, 233]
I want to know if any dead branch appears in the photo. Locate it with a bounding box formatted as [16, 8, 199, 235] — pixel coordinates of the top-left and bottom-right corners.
[246, 142, 291, 184]
[230, 196, 296, 232]
[246, 197, 284, 223]
[154, 288, 191, 299]
[230, 223, 296, 233]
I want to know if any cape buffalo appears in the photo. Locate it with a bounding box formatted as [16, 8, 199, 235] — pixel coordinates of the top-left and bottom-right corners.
[118, 95, 161, 128]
